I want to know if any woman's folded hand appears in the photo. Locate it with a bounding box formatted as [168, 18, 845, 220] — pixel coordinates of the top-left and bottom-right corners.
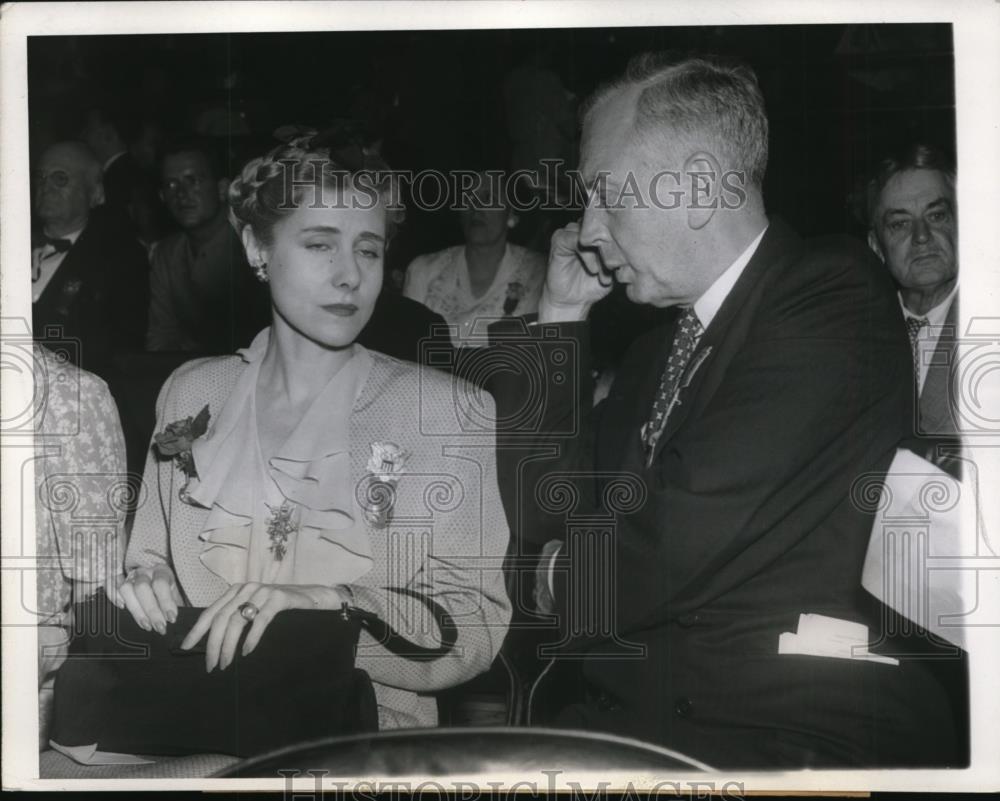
[108, 564, 183, 635]
[179, 582, 344, 673]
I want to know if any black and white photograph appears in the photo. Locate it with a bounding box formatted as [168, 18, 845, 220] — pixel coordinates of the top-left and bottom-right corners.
[1, 0, 998, 794]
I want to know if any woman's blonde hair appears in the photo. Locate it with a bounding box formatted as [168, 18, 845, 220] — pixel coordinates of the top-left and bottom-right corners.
[228, 130, 405, 246]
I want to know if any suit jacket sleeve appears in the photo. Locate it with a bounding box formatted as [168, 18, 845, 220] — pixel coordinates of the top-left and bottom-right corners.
[104, 222, 150, 351]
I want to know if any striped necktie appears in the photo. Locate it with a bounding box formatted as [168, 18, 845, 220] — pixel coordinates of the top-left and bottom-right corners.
[906, 316, 928, 375]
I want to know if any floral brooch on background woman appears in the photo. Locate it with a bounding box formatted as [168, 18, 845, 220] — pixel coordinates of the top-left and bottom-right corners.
[503, 281, 526, 316]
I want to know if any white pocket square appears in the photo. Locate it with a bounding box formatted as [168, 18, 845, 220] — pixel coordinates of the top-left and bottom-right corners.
[778, 613, 898, 666]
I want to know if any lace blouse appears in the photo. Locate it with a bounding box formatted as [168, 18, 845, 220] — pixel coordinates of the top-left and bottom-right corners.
[403, 243, 545, 347]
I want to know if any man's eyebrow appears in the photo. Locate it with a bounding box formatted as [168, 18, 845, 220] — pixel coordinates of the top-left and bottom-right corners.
[882, 196, 953, 220]
[925, 197, 953, 211]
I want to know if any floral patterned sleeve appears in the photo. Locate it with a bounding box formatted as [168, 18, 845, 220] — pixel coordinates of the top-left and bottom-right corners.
[34, 347, 128, 626]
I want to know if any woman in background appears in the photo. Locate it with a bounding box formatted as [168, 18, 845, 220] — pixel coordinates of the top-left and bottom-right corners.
[403, 171, 545, 348]
[34, 344, 127, 746]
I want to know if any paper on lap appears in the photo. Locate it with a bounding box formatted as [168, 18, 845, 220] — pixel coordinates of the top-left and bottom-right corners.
[860, 447, 983, 650]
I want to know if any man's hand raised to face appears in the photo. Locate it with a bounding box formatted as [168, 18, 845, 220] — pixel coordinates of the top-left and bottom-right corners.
[538, 221, 615, 323]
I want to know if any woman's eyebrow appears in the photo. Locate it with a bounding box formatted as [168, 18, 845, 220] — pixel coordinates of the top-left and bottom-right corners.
[299, 225, 341, 234]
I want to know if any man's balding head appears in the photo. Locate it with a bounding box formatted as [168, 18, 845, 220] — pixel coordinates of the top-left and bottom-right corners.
[34, 142, 105, 236]
[582, 54, 770, 192]
[575, 53, 771, 308]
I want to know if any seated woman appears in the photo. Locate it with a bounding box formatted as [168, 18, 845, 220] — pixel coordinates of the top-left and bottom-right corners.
[403, 171, 546, 348]
[34, 344, 127, 746]
[113, 134, 511, 730]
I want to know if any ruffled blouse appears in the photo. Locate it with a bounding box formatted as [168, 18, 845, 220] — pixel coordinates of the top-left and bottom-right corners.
[184, 328, 375, 587]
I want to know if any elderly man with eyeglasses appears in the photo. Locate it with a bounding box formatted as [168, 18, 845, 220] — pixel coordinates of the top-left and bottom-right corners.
[146, 136, 269, 354]
[32, 140, 149, 377]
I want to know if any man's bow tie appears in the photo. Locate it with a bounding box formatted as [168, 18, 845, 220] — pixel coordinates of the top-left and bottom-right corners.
[34, 235, 72, 254]
[43, 236, 72, 253]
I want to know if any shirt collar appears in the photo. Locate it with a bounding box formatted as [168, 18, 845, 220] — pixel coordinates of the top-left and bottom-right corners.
[692, 224, 768, 329]
[899, 283, 958, 328]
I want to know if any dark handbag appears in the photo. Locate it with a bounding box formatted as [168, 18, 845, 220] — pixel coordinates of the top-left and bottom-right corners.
[50, 589, 456, 758]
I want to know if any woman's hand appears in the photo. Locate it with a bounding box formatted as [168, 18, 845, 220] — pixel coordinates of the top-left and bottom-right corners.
[107, 564, 183, 635]
[180, 582, 344, 672]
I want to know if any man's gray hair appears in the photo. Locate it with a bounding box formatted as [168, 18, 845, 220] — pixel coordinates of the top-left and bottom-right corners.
[583, 53, 769, 188]
[866, 143, 956, 229]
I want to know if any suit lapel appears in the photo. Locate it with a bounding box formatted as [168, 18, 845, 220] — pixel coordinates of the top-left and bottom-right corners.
[919, 297, 959, 435]
[34, 238, 89, 317]
[650, 221, 803, 463]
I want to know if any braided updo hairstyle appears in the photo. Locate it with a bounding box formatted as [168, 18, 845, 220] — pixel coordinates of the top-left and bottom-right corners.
[228, 131, 405, 250]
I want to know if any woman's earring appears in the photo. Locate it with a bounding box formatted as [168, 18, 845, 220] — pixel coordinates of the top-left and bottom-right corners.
[252, 262, 269, 283]
[506, 215, 519, 230]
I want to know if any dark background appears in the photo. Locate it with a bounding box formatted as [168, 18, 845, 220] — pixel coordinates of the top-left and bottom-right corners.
[28, 23, 955, 269]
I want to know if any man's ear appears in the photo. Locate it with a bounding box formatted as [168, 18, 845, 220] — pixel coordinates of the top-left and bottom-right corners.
[217, 178, 230, 202]
[89, 180, 106, 209]
[684, 150, 722, 230]
[241, 225, 267, 267]
[867, 230, 885, 262]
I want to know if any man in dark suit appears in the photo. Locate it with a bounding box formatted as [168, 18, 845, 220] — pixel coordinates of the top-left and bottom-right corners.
[32, 141, 149, 379]
[358, 291, 454, 368]
[865, 143, 968, 762]
[867, 144, 961, 476]
[81, 101, 166, 247]
[489, 54, 957, 768]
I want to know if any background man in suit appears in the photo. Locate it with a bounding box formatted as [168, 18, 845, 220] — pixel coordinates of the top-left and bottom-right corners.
[81, 99, 166, 247]
[867, 144, 960, 475]
[491, 54, 958, 768]
[865, 143, 968, 760]
[31, 141, 148, 378]
[146, 136, 269, 354]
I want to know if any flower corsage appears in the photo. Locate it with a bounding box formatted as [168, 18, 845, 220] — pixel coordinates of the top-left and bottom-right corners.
[153, 404, 210, 501]
[503, 281, 525, 316]
[361, 441, 408, 529]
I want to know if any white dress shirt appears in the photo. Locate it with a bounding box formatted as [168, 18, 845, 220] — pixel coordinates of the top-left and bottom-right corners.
[692, 224, 768, 329]
[32, 227, 83, 303]
[900, 284, 958, 393]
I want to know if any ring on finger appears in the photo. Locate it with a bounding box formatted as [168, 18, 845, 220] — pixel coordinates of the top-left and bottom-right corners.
[238, 602, 259, 622]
